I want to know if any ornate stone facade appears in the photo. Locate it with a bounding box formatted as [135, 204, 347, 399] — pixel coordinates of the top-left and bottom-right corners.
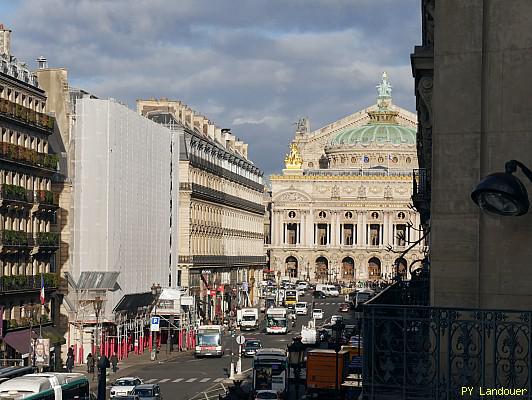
[269, 74, 425, 283]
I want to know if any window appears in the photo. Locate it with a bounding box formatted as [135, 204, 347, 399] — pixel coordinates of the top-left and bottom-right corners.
[317, 224, 328, 245]
[370, 224, 380, 246]
[396, 224, 407, 246]
[318, 211, 327, 219]
[398, 212, 405, 219]
[287, 223, 297, 245]
[288, 211, 296, 218]
[371, 212, 379, 219]
[343, 224, 354, 245]
[344, 211, 353, 219]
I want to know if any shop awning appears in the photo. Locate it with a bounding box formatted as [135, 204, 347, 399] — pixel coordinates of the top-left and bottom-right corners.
[114, 292, 155, 313]
[4, 329, 38, 357]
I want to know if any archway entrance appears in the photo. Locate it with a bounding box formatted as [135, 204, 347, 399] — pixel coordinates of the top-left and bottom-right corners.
[285, 256, 298, 279]
[368, 257, 381, 281]
[341, 257, 354, 281]
[395, 257, 408, 279]
[315, 257, 328, 282]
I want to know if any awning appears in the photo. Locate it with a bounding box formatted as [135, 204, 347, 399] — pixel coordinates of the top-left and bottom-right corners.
[4, 329, 38, 357]
[114, 292, 155, 313]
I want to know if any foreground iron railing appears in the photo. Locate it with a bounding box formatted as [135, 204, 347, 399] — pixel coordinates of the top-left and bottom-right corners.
[362, 304, 532, 400]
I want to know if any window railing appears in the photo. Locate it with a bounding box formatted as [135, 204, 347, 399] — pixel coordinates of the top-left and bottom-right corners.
[0, 272, 59, 292]
[0, 98, 55, 132]
[1, 183, 33, 203]
[35, 232, 60, 247]
[0, 142, 58, 170]
[0, 230, 32, 246]
[35, 189, 59, 206]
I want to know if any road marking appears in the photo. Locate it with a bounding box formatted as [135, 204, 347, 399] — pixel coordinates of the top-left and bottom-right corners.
[173, 378, 184, 382]
[145, 379, 156, 383]
[159, 378, 170, 383]
[214, 378, 224, 382]
[200, 378, 211, 382]
[186, 378, 197, 382]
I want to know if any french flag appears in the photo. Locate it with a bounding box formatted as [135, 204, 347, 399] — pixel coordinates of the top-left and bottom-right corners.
[40, 274, 45, 305]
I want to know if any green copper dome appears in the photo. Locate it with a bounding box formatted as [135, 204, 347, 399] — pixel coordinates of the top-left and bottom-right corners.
[330, 123, 417, 146]
[329, 72, 416, 147]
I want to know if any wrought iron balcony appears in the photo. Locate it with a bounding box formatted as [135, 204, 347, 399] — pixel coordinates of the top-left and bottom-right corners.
[35, 189, 59, 207]
[0, 229, 34, 247]
[0, 98, 55, 134]
[35, 232, 60, 248]
[0, 183, 34, 205]
[0, 272, 59, 293]
[0, 142, 59, 171]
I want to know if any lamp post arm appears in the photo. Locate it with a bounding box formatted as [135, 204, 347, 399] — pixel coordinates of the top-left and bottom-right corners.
[506, 160, 532, 183]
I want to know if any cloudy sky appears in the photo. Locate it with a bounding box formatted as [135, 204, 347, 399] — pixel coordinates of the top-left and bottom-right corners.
[1, 0, 421, 176]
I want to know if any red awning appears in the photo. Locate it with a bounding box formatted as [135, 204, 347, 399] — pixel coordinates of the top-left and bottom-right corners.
[4, 329, 38, 357]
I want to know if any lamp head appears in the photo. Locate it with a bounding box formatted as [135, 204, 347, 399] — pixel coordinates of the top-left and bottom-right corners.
[471, 169, 529, 216]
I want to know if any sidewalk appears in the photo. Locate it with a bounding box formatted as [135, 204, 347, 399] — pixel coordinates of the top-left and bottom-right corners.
[72, 349, 193, 380]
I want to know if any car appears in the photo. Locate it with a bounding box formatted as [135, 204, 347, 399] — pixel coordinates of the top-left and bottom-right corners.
[313, 291, 327, 299]
[255, 390, 279, 399]
[331, 315, 343, 325]
[110, 377, 143, 398]
[339, 303, 350, 312]
[312, 309, 324, 320]
[242, 338, 262, 357]
[132, 384, 163, 399]
[295, 302, 308, 315]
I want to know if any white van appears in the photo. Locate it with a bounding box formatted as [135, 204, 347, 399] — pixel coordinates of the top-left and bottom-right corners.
[315, 284, 339, 297]
[295, 302, 308, 315]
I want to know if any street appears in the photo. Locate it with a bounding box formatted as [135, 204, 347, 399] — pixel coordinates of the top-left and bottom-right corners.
[103, 295, 351, 399]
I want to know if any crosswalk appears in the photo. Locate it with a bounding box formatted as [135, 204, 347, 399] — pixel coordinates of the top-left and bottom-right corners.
[107, 377, 225, 388]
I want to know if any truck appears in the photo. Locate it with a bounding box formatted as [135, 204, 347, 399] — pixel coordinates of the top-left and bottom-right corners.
[306, 349, 350, 394]
[237, 308, 259, 331]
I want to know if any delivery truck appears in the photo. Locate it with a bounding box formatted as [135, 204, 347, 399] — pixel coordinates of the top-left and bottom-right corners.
[306, 349, 350, 395]
[237, 308, 259, 331]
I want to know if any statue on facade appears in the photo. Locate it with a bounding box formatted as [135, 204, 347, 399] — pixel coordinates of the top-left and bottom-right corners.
[358, 185, 367, 198]
[331, 185, 340, 198]
[377, 72, 392, 98]
[295, 117, 310, 135]
[284, 143, 303, 170]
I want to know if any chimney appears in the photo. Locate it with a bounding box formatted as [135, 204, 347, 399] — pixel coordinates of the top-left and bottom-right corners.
[36, 56, 48, 69]
[0, 24, 12, 56]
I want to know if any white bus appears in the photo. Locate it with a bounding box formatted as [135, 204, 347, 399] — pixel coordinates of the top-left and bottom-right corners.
[195, 325, 224, 357]
[266, 307, 288, 334]
[0, 372, 90, 399]
[252, 348, 288, 396]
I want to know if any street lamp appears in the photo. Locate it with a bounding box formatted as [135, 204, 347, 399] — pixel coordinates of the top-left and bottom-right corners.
[287, 336, 305, 398]
[151, 283, 162, 361]
[25, 304, 39, 369]
[471, 160, 532, 216]
[93, 296, 103, 360]
[331, 320, 345, 399]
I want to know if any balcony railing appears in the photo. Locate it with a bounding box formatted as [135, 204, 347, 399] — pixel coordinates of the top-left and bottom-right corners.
[35, 189, 59, 206]
[0, 272, 59, 293]
[0, 142, 59, 170]
[0, 98, 55, 133]
[0, 183, 33, 204]
[0, 230, 33, 246]
[412, 168, 430, 222]
[35, 232, 60, 247]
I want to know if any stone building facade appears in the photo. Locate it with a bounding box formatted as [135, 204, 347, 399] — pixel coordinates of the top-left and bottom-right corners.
[0, 27, 62, 363]
[269, 74, 425, 283]
[138, 99, 266, 321]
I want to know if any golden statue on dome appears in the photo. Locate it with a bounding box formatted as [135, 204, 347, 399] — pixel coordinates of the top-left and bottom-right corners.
[284, 143, 303, 170]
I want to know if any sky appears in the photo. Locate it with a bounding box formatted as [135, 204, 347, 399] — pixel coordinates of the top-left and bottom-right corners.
[0, 0, 421, 176]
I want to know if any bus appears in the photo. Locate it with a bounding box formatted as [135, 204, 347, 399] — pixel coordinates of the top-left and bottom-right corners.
[195, 325, 224, 357]
[284, 290, 298, 309]
[0, 366, 36, 384]
[252, 348, 288, 396]
[0, 372, 90, 399]
[266, 308, 288, 334]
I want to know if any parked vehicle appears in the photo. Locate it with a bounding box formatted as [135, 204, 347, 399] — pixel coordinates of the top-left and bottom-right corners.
[312, 309, 324, 320]
[110, 377, 143, 398]
[296, 282, 308, 290]
[306, 349, 350, 394]
[301, 321, 318, 345]
[237, 308, 260, 331]
[195, 325, 224, 357]
[254, 390, 279, 399]
[295, 302, 308, 315]
[242, 339, 263, 357]
[132, 384, 163, 399]
[315, 284, 340, 297]
[355, 289, 374, 310]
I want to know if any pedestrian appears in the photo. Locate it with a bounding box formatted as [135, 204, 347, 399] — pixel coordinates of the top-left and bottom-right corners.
[66, 354, 74, 373]
[86, 353, 94, 373]
[110, 353, 118, 373]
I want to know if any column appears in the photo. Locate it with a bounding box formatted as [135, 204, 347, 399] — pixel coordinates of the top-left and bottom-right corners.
[356, 212, 363, 246]
[331, 212, 338, 246]
[276, 212, 283, 246]
[412, 212, 420, 243]
[383, 212, 389, 247]
[388, 213, 394, 245]
[307, 210, 314, 247]
[361, 212, 367, 246]
[283, 223, 287, 245]
[327, 224, 331, 245]
[380, 224, 384, 246]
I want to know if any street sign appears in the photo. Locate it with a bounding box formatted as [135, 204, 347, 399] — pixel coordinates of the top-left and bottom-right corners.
[236, 335, 246, 345]
[181, 296, 194, 306]
[150, 316, 160, 332]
